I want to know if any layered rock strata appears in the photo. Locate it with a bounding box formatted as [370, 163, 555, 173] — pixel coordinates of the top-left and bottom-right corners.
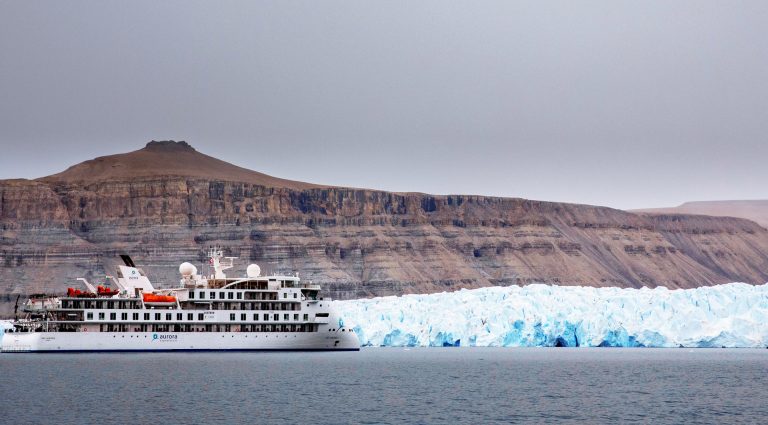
[1, 142, 767, 315]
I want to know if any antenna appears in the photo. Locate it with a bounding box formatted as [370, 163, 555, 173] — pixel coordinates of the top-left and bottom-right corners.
[267, 244, 279, 275]
[14, 294, 20, 321]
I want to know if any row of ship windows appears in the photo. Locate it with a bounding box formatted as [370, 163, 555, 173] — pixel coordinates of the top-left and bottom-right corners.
[189, 291, 298, 300]
[97, 324, 319, 333]
[86, 312, 317, 322]
[194, 302, 302, 311]
[61, 300, 300, 310]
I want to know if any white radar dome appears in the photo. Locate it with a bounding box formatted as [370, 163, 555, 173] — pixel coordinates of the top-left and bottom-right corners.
[247, 264, 261, 278]
[179, 262, 197, 277]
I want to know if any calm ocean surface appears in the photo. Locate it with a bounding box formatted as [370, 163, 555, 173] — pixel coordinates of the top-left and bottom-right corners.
[1, 348, 766, 424]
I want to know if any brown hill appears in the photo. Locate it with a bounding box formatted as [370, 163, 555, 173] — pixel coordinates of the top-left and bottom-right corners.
[1, 141, 767, 315]
[634, 200, 768, 228]
[40, 140, 320, 190]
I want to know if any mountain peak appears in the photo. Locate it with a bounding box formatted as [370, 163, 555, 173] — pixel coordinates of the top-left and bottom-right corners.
[37, 141, 319, 190]
[144, 140, 196, 152]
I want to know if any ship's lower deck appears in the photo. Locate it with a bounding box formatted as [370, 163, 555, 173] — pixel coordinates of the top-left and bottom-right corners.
[1, 330, 360, 352]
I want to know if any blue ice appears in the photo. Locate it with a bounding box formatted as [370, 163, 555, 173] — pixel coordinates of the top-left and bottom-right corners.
[334, 283, 768, 348]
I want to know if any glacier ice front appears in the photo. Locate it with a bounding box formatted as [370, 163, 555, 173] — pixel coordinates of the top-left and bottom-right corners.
[334, 283, 768, 348]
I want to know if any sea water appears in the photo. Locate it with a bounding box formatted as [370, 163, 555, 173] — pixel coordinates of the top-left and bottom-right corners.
[1, 348, 766, 424]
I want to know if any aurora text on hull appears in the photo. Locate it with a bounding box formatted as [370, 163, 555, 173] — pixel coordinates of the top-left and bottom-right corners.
[1, 249, 360, 352]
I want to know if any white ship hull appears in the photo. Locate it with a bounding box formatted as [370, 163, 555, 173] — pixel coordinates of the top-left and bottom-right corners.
[1, 331, 360, 352]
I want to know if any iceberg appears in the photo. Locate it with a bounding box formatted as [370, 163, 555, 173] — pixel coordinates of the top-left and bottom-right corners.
[334, 283, 768, 348]
[0, 320, 11, 340]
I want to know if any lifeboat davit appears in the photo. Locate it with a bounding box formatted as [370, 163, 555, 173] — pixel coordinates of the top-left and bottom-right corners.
[142, 293, 177, 305]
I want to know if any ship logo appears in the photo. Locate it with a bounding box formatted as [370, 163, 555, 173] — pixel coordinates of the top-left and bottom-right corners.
[152, 334, 178, 341]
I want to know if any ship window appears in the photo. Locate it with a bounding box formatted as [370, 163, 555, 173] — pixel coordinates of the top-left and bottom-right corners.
[293, 293, 297, 298]
[219, 292, 225, 299]
[226, 292, 232, 299]
[236, 292, 242, 299]
[166, 313, 172, 320]
[133, 313, 139, 320]
[209, 292, 215, 299]
[283, 293, 287, 299]
[187, 313, 193, 320]
[177, 313, 182, 320]
[274, 314, 279, 321]
[189, 291, 194, 299]
[155, 313, 161, 320]
[121, 313, 127, 320]
[241, 313, 246, 321]
[98, 312, 105, 320]
[86, 312, 93, 320]
[230, 313, 235, 321]
[294, 314, 298, 321]
[253, 314, 259, 321]
[144, 313, 150, 320]
[303, 314, 308, 321]
[284, 314, 289, 321]
[198, 313, 204, 320]
[110, 313, 116, 320]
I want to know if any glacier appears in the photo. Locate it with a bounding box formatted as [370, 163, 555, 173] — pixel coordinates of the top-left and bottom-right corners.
[334, 283, 768, 348]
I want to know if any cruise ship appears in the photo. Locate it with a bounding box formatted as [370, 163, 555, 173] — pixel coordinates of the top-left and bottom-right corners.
[1, 250, 360, 352]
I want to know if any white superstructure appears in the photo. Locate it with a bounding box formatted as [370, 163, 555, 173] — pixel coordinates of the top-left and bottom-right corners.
[1, 250, 360, 352]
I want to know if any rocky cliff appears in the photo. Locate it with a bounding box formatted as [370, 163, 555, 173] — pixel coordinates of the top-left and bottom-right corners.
[2, 141, 767, 314]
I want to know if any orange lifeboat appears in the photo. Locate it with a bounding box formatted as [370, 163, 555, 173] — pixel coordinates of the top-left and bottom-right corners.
[67, 288, 96, 298]
[97, 285, 119, 296]
[142, 293, 177, 304]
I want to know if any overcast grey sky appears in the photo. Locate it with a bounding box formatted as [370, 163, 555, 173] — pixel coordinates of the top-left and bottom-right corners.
[1, 1, 766, 209]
